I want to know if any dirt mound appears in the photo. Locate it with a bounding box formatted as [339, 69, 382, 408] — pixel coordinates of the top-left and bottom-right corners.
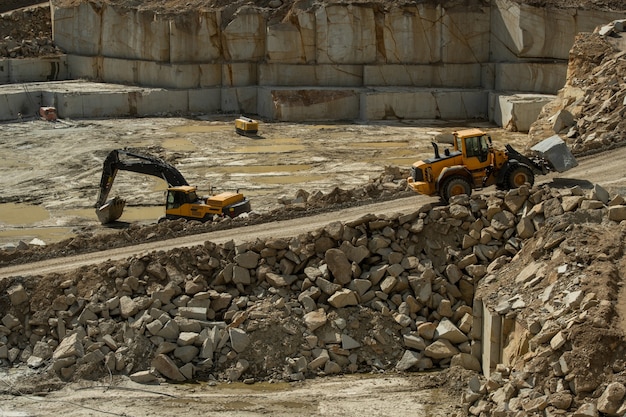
[1, 179, 625, 417]
[0, 5, 61, 58]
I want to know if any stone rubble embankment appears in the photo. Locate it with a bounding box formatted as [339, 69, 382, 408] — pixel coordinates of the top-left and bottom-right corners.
[2, 182, 626, 413]
[0, 6, 61, 58]
[530, 19, 626, 156]
[465, 184, 626, 415]
[0, 165, 411, 264]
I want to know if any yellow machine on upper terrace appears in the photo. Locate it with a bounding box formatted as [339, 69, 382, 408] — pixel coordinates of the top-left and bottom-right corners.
[407, 128, 578, 202]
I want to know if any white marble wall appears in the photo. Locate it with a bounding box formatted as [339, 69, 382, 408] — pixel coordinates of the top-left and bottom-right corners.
[34, 1, 626, 123]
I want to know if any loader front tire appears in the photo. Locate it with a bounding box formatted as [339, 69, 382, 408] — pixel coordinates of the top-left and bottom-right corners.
[505, 164, 534, 189]
[440, 176, 472, 202]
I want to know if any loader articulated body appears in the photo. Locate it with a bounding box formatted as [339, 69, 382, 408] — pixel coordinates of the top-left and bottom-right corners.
[407, 129, 577, 202]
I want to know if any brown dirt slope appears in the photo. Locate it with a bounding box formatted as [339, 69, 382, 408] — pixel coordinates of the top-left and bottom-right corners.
[476, 205, 626, 408]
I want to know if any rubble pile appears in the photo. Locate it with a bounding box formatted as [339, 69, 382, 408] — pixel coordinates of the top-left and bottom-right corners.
[0, 6, 61, 58]
[1, 183, 625, 401]
[463, 186, 626, 415]
[529, 19, 626, 155]
[279, 165, 410, 208]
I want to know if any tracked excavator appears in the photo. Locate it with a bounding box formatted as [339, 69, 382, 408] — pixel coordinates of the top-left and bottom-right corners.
[407, 129, 578, 202]
[95, 149, 251, 224]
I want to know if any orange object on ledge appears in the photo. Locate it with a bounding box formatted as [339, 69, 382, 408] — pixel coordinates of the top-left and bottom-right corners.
[39, 107, 57, 121]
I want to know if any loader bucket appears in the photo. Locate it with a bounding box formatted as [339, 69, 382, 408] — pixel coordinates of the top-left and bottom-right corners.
[530, 135, 578, 173]
[96, 196, 126, 224]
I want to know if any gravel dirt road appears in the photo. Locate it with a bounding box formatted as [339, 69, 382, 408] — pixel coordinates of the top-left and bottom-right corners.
[0, 372, 465, 417]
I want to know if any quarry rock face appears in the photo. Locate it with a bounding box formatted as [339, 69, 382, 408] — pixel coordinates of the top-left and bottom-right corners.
[2, 0, 625, 125]
[32, 0, 623, 123]
[50, 0, 622, 67]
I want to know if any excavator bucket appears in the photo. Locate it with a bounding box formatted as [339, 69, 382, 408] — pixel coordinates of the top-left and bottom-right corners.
[530, 135, 578, 173]
[96, 196, 126, 224]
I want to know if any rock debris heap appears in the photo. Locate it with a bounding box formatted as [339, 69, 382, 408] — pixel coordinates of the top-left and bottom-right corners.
[530, 19, 626, 155]
[0, 6, 61, 58]
[466, 184, 626, 415]
[1, 184, 626, 402]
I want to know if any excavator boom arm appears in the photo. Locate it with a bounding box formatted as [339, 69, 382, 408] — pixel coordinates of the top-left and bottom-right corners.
[96, 149, 189, 208]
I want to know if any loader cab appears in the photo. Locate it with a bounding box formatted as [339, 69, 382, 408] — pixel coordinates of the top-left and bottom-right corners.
[453, 128, 492, 167]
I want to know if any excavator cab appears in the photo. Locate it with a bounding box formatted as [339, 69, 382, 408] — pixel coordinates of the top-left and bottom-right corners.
[166, 186, 200, 210]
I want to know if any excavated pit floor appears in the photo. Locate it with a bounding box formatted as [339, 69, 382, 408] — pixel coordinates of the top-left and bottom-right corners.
[0, 114, 530, 247]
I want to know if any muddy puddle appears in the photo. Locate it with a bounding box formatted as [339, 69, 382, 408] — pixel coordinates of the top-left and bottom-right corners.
[62, 206, 166, 222]
[162, 137, 196, 151]
[234, 138, 305, 154]
[0, 203, 49, 224]
[216, 164, 313, 174]
[168, 124, 232, 133]
[0, 203, 166, 245]
[0, 226, 74, 246]
[251, 174, 327, 184]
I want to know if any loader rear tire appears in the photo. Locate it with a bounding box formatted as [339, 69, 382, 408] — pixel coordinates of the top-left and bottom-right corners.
[440, 176, 472, 202]
[505, 164, 534, 189]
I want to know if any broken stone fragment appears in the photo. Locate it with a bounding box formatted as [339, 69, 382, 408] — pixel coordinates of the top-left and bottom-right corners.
[597, 382, 626, 416]
[395, 349, 422, 372]
[119, 296, 139, 318]
[325, 248, 352, 285]
[303, 309, 327, 331]
[451, 352, 481, 372]
[152, 354, 185, 382]
[435, 318, 468, 344]
[53, 333, 84, 360]
[174, 346, 199, 363]
[7, 284, 28, 305]
[308, 349, 329, 370]
[228, 328, 250, 353]
[403, 334, 426, 350]
[1, 314, 20, 329]
[424, 339, 459, 359]
[608, 205, 626, 221]
[265, 272, 297, 287]
[130, 370, 159, 384]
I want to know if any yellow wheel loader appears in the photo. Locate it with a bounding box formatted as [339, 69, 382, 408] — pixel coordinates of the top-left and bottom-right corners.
[95, 149, 251, 224]
[407, 129, 578, 202]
